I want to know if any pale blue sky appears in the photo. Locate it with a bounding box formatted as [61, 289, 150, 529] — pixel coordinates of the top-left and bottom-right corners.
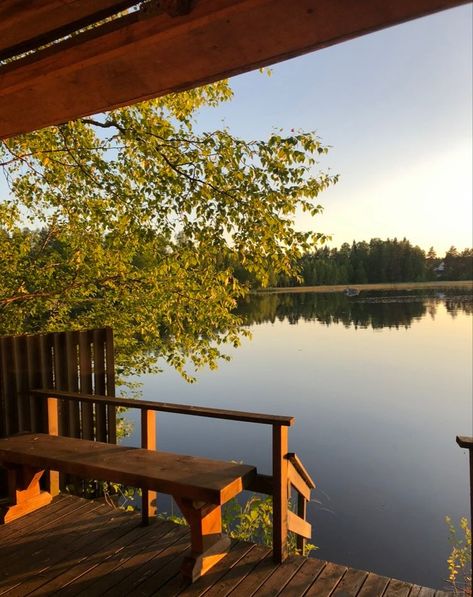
[196, 5, 472, 255]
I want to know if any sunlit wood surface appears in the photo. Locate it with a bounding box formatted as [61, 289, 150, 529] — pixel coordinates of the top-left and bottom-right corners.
[0, 494, 450, 596]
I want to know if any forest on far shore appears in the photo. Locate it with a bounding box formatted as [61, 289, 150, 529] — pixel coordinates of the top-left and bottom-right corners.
[233, 239, 473, 288]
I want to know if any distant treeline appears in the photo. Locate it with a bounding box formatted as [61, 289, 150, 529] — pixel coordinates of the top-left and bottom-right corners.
[233, 239, 473, 288]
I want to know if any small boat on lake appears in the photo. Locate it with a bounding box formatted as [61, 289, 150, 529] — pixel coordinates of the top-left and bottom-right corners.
[344, 287, 360, 297]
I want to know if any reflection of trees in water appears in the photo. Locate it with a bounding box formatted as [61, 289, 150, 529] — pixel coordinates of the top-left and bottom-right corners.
[445, 298, 473, 318]
[238, 291, 473, 329]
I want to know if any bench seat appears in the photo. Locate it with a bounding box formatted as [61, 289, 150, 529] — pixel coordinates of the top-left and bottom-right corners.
[0, 433, 257, 582]
[0, 433, 256, 504]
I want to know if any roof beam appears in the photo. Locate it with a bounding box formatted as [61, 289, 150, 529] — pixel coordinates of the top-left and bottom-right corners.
[0, 1, 139, 59]
[0, 0, 469, 140]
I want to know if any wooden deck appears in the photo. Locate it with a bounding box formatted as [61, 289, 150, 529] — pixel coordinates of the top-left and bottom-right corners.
[0, 495, 450, 597]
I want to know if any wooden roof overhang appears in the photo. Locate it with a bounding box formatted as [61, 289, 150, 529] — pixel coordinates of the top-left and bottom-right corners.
[0, 0, 470, 140]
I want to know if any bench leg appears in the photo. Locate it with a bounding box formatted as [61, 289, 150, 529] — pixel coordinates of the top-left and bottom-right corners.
[174, 497, 231, 582]
[0, 465, 52, 524]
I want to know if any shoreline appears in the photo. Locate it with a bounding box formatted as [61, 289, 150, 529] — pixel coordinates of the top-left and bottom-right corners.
[255, 280, 473, 295]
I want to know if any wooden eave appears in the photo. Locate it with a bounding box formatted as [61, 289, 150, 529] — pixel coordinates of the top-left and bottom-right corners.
[0, 0, 470, 140]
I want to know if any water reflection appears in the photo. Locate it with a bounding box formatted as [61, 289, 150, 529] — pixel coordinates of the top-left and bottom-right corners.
[238, 289, 472, 329]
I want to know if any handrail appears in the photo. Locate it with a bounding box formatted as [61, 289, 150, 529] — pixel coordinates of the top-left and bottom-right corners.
[31, 387, 313, 560]
[30, 389, 294, 426]
[457, 436, 473, 449]
[286, 453, 316, 489]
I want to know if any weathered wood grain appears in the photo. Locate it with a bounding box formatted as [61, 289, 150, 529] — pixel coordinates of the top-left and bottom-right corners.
[0, 496, 447, 596]
[305, 561, 347, 595]
[331, 567, 368, 596]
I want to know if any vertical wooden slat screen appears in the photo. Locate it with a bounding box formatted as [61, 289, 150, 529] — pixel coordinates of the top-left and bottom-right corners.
[78, 331, 94, 440]
[93, 329, 107, 442]
[12, 335, 30, 432]
[39, 334, 54, 433]
[53, 332, 69, 438]
[105, 328, 117, 444]
[65, 331, 80, 438]
[0, 337, 16, 437]
[0, 328, 116, 444]
[26, 334, 44, 433]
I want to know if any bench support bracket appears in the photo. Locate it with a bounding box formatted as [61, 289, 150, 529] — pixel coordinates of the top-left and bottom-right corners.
[1, 465, 52, 524]
[174, 496, 231, 582]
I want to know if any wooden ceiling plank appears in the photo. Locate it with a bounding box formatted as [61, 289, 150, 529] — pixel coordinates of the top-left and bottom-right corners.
[0, 0, 139, 56]
[0, 0, 469, 140]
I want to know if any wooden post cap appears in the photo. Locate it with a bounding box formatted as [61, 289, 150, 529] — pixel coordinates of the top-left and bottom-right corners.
[456, 436, 473, 449]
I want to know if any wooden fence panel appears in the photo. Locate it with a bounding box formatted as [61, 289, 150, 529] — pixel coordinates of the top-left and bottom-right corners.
[105, 327, 116, 443]
[12, 335, 31, 432]
[26, 334, 45, 433]
[0, 328, 116, 443]
[53, 332, 69, 438]
[92, 329, 107, 442]
[65, 331, 80, 438]
[0, 337, 16, 437]
[78, 331, 94, 440]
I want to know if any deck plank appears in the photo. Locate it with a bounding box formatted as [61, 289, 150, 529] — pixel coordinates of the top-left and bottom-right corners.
[0, 494, 68, 538]
[384, 578, 414, 597]
[3, 504, 130, 596]
[332, 567, 368, 596]
[0, 500, 113, 595]
[101, 527, 191, 595]
[125, 541, 193, 596]
[0, 494, 87, 543]
[56, 521, 178, 597]
[305, 561, 347, 596]
[357, 572, 390, 597]
[69, 525, 190, 596]
[1, 499, 108, 565]
[204, 545, 271, 597]
[417, 588, 437, 597]
[175, 542, 260, 597]
[252, 556, 306, 596]
[0, 496, 448, 597]
[147, 540, 250, 597]
[226, 551, 277, 595]
[278, 558, 327, 596]
[29, 520, 177, 596]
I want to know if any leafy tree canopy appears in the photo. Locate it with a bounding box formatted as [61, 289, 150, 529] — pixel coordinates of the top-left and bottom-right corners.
[0, 80, 336, 379]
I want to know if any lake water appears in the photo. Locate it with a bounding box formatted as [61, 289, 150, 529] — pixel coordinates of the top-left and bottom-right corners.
[122, 288, 472, 589]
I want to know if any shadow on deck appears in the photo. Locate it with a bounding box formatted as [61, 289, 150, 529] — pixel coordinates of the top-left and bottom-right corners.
[0, 495, 449, 596]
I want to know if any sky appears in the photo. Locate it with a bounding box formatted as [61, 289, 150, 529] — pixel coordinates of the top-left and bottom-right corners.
[195, 4, 473, 255]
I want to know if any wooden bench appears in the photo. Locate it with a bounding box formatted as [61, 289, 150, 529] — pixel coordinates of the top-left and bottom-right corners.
[0, 388, 315, 583]
[0, 432, 256, 581]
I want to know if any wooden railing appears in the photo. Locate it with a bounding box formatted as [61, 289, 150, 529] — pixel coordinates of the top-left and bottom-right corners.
[31, 388, 315, 561]
[456, 435, 473, 564]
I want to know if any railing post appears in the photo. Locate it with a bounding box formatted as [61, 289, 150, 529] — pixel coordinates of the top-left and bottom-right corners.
[141, 408, 157, 525]
[272, 424, 288, 563]
[456, 435, 473, 565]
[47, 397, 60, 497]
